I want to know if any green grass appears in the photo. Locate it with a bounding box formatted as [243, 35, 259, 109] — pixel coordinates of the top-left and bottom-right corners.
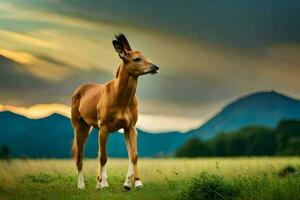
[0, 157, 299, 200]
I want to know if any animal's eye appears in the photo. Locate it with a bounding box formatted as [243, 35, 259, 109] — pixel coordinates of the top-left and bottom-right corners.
[133, 57, 142, 62]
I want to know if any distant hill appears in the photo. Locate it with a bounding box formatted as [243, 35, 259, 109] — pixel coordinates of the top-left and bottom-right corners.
[0, 111, 188, 158]
[187, 91, 300, 140]
[1, 90, 300, 158]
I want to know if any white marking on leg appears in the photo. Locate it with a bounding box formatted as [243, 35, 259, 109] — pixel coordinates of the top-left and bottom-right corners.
[96, 165, 109, 189]
[78, 170, 85, 190]
[124, 163, 133, 188]
[101, 165, 109, 188]
[135, 180, 143, 188]
[127, 163, 133, 178]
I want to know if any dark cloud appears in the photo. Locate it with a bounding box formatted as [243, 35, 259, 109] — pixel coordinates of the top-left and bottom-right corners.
[0, 56, 112, 106]
[29, 0, 300, 48]
[34, 54, 75, 69]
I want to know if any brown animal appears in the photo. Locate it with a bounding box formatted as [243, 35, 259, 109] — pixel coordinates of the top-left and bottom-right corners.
[71, 34, 159, 190]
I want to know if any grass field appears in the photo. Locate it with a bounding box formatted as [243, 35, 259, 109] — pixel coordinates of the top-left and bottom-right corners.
[0, 157, 300, 200]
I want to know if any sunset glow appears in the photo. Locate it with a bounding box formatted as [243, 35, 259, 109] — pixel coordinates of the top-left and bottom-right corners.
[0, 104, 70, 119]
[0, 104, 203, 132]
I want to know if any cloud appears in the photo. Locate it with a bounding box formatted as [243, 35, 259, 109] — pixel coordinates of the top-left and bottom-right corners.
[0, 2, 105, 31]
[0, 29, 57, 49]
[0, 103, 70, 119]
[0, 1, 300, 132]
[0, 55, 112, 105]
[0, 49, 71, 81]
[27, 0, 300, 48]
[0, 49, 35, 64]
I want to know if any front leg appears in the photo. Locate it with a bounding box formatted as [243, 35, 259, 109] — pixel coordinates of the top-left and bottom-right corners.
[96, 126, 109, 189]
[124, 127, 143, 189]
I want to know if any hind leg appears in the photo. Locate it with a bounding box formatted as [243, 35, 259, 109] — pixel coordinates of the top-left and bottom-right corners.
[72, 120, 91, 190]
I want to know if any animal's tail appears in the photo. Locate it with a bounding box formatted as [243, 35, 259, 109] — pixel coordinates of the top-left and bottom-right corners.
[71, 89, 81, 164]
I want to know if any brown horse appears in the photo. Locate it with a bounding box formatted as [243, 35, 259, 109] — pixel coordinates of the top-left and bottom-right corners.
[71, 34, 159, 190]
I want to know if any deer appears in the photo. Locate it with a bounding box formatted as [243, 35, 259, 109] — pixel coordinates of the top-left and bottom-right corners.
[71, 34, 159, 191]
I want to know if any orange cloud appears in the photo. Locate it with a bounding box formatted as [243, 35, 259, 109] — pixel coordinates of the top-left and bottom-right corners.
[0, 49, 71, 81]
[0, 49, 35, 64]
[0, 103, 70, 119]
[0, 29, 57, 49]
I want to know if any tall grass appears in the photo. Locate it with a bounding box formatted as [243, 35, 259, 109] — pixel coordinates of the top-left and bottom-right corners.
[0, 157, 299, 199]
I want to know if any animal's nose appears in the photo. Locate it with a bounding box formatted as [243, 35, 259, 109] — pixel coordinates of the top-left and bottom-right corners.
[152, 65, 159, 70]
[149, 64, 159, 74]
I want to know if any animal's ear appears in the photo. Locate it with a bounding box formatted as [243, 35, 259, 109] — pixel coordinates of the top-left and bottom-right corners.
[115, 34, 132, 51]
[112, 40, 126, 59]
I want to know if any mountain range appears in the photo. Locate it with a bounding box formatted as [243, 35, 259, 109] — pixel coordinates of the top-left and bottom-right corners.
[1, 91, 300, 158]
[187, 91, 300, 140]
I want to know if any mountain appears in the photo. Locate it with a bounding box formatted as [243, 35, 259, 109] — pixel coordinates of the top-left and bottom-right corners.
[187, 91, 300, 140]
[1, 90, 300, 158]
[0, 111, 188, 158]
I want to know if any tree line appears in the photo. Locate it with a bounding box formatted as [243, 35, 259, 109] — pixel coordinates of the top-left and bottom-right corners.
[175, 120, 300, 157]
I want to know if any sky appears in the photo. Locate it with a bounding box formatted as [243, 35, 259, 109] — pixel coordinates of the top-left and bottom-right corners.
[0, 0, 300, 132]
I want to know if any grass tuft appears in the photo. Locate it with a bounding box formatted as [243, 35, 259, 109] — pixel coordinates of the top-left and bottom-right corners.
[23, 173, 54, 184]
[180, 172, 238, 200]
[278, 165, 298, 177]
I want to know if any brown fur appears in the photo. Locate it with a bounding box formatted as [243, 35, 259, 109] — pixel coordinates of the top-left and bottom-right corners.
[71, 34, 159, 187]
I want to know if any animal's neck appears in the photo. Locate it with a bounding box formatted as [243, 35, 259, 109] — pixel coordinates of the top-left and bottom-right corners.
[114, 62, 138, 106]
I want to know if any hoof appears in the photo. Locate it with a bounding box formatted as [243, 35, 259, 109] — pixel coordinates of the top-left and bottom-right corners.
[123, 185, 131, 192]
[96, 180, 109, 190]
[123, 178, 132, 191]
[78, 184, 85, 190]
[135, 180, 143, 188]
[78, 180, 85, 190]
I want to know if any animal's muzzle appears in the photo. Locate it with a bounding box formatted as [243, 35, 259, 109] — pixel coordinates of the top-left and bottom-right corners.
[150, 65, 159, 74]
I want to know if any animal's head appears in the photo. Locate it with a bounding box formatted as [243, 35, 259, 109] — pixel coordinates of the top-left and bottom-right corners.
[113, 34, 159, 77]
